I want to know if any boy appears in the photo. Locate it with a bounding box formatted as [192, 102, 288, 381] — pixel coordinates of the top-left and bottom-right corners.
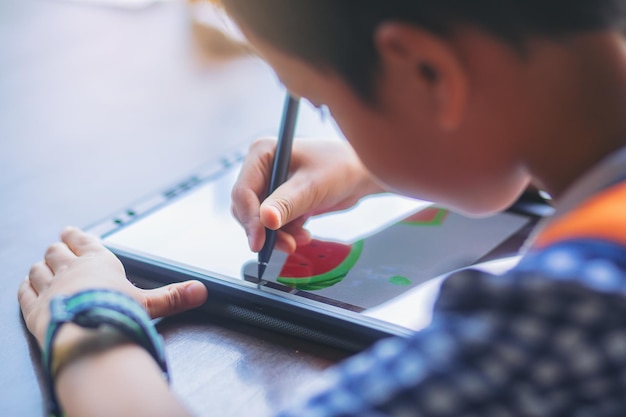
[19, 1, 626, 415]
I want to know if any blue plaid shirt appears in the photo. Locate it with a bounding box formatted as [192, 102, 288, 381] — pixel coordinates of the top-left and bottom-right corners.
[277, 177, 626, 416]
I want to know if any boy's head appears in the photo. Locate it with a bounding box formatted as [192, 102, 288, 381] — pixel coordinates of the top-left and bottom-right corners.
[223, 0, 626, 215]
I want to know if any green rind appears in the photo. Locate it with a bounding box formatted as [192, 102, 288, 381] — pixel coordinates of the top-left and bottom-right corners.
[278, 239, 364, 288]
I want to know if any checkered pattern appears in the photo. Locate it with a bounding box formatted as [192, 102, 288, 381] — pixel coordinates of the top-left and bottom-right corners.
[276, 238, 626, 416]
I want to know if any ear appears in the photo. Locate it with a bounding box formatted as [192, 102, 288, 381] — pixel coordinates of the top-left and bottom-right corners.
[374, 23, 469, 131]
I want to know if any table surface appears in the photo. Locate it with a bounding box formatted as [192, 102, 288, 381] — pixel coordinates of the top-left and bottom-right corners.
[0, 1, 350, 415]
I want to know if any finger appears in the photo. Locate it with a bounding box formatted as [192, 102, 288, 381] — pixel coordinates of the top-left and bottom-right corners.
[142, 281, 208, 319]
[44, 242, 77, 274]
[279, 217, 311, 245]
[294, 231, 312, 246]
[259, 204, 282, 231]
[231, 186, 266, 252]
[28, 261, 53, 293]
[236, 138, 275, 196]
[231, 141, 275, 252]
[18, 276, 38, 308]
[17, 277, 42, 341]
[274, 230, 298, 254]
[61, 226, 105, 256]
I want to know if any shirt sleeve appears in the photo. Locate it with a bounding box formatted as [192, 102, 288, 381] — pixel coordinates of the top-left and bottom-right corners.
[274, 238, 626, 417]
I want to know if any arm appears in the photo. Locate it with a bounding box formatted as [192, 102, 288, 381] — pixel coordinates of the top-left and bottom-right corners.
[56, 334, 192, 417]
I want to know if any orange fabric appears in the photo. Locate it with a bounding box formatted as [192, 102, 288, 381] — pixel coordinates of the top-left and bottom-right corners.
[534, 181, 626, 249]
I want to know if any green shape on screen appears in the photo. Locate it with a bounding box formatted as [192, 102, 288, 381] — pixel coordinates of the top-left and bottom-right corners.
[388, 275, 412, 286]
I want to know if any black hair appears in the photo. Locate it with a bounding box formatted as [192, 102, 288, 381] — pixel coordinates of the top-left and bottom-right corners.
[222, 0, 626, 101]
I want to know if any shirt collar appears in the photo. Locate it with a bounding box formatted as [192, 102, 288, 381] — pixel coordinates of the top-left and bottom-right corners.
[527, 145, 626, 247]
[551, 145, 626, 219]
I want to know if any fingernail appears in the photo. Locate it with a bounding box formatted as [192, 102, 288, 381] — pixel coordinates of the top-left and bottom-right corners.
[268, 205, 282, 226]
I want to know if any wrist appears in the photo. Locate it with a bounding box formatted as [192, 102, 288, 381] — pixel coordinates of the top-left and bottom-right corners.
[43, 289, 169, 417]
[50, 325, 133, 381]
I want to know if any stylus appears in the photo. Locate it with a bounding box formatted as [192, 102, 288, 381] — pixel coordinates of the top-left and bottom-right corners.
[257, 94, 301, 288]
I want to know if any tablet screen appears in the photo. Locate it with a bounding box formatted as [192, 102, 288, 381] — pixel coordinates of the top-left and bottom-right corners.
[98, 159, 532, 331]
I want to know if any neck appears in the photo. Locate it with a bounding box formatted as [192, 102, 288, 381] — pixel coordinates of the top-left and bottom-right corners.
[525, 32, 626, 199]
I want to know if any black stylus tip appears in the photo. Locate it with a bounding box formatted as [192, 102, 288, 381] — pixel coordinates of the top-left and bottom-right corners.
[257, 262, 267, 283]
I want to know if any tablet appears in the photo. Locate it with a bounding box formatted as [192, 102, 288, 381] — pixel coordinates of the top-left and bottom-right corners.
[87, 150, 548, 351]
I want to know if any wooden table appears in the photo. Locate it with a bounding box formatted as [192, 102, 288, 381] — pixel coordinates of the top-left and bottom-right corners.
[0, 1, 349, 415]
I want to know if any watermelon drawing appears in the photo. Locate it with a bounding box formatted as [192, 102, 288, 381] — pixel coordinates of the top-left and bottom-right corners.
[277, 239, 364, 290]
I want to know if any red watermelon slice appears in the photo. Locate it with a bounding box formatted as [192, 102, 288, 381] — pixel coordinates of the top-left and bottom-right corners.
[277, 239, 364, 290]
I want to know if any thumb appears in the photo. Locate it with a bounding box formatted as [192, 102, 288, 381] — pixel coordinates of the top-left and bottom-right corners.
[261, 183, 311, 230]
[141, 280, 208, 318]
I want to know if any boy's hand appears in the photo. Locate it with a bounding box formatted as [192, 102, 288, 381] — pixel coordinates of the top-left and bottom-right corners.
[231, 138, 383, 254]
[17, 227, 208, 349]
